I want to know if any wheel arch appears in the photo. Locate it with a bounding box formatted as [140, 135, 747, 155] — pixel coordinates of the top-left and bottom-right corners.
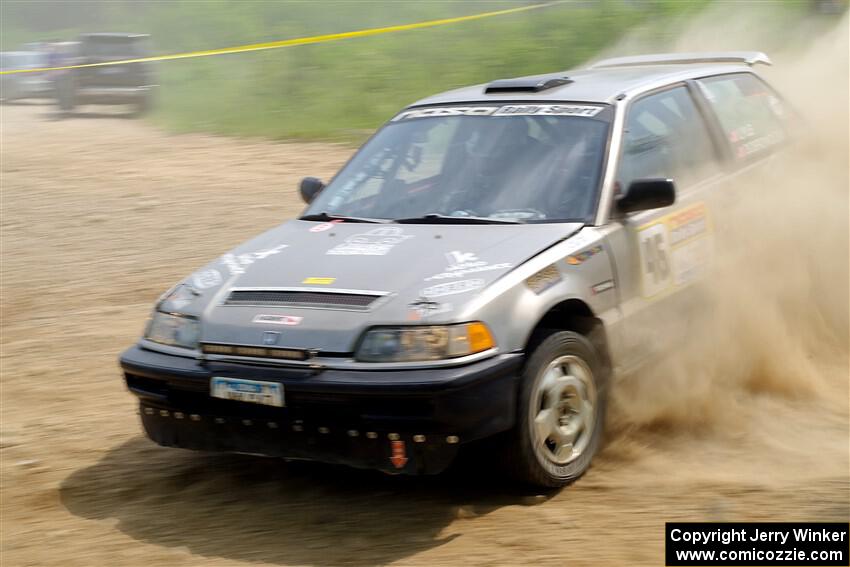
[524, 298, 612, 376]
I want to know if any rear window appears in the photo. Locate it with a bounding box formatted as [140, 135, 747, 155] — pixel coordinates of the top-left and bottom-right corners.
[697, 73, 787, 161]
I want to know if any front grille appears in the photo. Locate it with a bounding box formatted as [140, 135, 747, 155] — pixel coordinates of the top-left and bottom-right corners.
[225, 290, 381, 309]
[201, 343, 307, 360]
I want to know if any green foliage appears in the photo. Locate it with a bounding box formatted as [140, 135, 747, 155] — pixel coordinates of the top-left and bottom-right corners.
[2, 0, 725, 141]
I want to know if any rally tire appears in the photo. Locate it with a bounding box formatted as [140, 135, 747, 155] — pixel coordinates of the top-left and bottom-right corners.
[505, 330, 606, 488]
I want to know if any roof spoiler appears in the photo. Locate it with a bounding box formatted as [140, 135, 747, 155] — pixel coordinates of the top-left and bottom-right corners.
[589, 51, 772, 69]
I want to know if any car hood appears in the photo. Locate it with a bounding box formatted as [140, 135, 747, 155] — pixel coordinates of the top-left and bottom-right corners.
[169, 220, 582, 352]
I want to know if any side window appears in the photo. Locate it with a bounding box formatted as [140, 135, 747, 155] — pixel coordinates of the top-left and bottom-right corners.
[618, 86, 719, 191]
[697, 73, 787, 161]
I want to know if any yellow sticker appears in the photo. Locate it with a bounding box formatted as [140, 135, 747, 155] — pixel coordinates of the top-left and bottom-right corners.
[636, 201, 713, 299]
[302, 277, 336, 285]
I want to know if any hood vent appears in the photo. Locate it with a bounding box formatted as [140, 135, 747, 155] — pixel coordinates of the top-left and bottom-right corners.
[485, 76, 572, 94]
[224, 289, 384, 310]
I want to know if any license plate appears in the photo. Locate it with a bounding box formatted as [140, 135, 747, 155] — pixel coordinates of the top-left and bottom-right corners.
[210, 377, 284, 407]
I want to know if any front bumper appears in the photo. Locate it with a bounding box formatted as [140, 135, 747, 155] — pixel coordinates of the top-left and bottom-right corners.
[76, 86, 155, 104]
[120, 345, 522, 474]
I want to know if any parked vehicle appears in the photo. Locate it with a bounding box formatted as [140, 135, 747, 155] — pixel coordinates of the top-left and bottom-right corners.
[55, 33, 155, 115]
[0, 51, 52, 103]
[120, 52, 789, 487]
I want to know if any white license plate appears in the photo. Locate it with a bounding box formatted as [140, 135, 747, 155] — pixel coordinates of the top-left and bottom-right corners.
[210, 377, 284, 407]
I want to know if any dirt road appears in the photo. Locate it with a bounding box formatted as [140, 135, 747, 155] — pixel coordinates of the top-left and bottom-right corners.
[1, 103, 847, 567]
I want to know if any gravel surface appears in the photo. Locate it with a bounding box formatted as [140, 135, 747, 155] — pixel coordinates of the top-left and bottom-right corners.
[1, 103, 847, 567]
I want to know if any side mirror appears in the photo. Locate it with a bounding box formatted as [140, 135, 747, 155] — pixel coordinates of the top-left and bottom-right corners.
[299, 177, 325, 204]
[616, 178, 676, 214]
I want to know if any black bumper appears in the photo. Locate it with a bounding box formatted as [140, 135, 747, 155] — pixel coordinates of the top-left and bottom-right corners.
[120, 345, 523, 474]
[76, 86, 153, 104]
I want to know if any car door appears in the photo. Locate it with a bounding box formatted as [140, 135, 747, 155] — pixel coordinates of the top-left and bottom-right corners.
[604, 84, 726, 370]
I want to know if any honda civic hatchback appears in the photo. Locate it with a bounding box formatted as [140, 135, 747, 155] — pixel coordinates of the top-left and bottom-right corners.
[121, 51, 789, 487]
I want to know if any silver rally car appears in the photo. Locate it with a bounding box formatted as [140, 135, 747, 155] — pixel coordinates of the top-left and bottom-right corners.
[121, 52, 789, 487]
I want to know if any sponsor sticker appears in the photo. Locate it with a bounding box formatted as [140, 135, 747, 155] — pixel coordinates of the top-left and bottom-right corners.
[637, 202, 713, 299]
[424, 250, 512, 281]
[392, 104, 603, 121]
[326, 226, 412, 256]
[566, 245, 603, 265]
[407, 298, 453, 321]
[525, 264, 562, 294]
[309, 220, 342, 233]
[252, 314, 303, 326]
[591, 279, 615, 295]
[221, 244, 289, 276]
[161, 284, 198, 310]
[302, 277, 336, 285]
[192, 268, 223, 290]
[421, 279, 485, 298]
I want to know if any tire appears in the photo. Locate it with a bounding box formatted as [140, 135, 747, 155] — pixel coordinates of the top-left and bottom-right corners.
[56, 78, 75, 113]
[131, 93, 153, 117]
[2, 80, 19, 104]
[504, 330, 607, 488]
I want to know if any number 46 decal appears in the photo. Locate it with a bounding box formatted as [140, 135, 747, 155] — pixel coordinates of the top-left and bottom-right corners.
[638, 223, 672, 297]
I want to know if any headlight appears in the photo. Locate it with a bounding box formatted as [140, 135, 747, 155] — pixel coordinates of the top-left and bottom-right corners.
[355, 322, 495, 363]
[144, 311, 200, 350]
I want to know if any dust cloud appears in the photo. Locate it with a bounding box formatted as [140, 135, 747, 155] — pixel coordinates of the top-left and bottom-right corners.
[605, 7, 849, 480]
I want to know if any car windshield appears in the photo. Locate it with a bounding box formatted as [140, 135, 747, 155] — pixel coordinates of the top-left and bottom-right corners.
[306, 105, 612, 223]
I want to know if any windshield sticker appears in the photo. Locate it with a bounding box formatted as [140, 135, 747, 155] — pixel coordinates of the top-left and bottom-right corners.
[302, 277, 336, 285]
[421, 278, 485, 298]
[221, 244, 289, 275]
[326, 226, 413, 256]
[424, 251, 512, 281]
[392, 104, 602, 121]
[493, 104, 602, 117]
[192, 268, 223, 290]
[252, 314, 303, 326]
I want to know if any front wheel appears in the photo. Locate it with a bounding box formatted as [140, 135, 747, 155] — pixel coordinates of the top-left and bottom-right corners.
[505, 331, 606, 488]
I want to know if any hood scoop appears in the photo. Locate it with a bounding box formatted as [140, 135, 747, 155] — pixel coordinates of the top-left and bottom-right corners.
[224, 288, 387, 311]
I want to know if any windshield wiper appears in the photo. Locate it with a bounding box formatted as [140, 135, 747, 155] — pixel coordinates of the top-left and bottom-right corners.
[394, 214, 521, 225]
[299, 212, 387, 223]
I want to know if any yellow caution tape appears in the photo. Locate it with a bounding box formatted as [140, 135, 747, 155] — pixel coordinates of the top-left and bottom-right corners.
[1, 2, 562, 75]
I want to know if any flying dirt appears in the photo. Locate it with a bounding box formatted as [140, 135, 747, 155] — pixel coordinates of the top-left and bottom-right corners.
[1, 11, 847, 567]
